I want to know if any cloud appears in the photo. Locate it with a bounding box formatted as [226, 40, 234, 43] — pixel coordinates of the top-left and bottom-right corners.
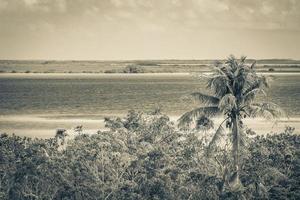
[0, 0, 299, 30]
[23, 0, 37, 6]
[0, 0, 8, 10]
[0, 0, 299, 59]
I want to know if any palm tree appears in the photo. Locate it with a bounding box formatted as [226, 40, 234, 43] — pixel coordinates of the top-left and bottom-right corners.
[178, 55, 284, 188]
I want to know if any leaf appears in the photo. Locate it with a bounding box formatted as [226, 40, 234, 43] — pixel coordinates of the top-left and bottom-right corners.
[247, 102, 286, 119]
[206, 124, 225, 156]
[242, 72, 260, 91]
[207, 75, 230, 97]
[190, 92, 220, 106]
[250, 60, 256, 69]
[243, 88, 266, 104]
[226, 55, 238, 70]
[259, 75, 272, 88]
[178, 106, 220, 127]
[213, 65, 232, 79]
[238, 126, 249, 148]
[240, 56, 247, 63]
[261, 167, 287, 185]
[218, 94, 237, 112]
[196, 116, 214, 131]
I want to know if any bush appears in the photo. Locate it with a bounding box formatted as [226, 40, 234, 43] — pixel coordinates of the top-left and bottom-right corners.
[241, 127, 300, 199]
[104, 69, 118, 73]
[0, 112, 299, 199]
[268, 68, 275, 72]
[123, 65, 144, 73]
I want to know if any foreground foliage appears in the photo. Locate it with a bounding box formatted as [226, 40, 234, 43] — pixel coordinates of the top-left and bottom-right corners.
[0, 111, 299, 199]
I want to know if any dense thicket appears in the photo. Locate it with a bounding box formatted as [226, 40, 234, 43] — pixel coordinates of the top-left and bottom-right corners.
[0, 111, 299, 199]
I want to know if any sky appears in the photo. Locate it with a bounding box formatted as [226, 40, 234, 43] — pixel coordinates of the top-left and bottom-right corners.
[0, 0, 299, 60]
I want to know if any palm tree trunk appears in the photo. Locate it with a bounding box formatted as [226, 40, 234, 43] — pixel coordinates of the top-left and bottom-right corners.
[231, 112, 240, 188]
[232, 113, 239, 173]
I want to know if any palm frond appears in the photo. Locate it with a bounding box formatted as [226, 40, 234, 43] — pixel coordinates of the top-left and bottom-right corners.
[238, 126, 250, 148]
[206, 124, 225, 156]
[243, 88, 266, 104]
[240, 56, 247, 63]
[178, 106, 220, 127]
[226, 55, 238, 71]
[218, 94, 237, 113]
[212, 67, 235, 86]
[246, 102, 286, 119]
[191, 92, 220, 105]
[213, 60, 223, 68]
[212, 66, 229, 78]
[259, 75, 272, 88]
[223, 66, 235, 80]
[242, 73, 268, 96]
[234, 65, 243, 77]
[233, 73, 247, 95]
[207, 75, 230, 97]
[242, 79, 260, 96]
[196, 116, 214, 131]
[250, 60, 256, 69]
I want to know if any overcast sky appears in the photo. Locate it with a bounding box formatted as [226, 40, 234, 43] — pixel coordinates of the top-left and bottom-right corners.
[0, 0, 299, 60]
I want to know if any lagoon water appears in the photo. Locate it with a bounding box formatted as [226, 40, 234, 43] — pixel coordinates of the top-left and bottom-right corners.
[0, 73, 299, 137]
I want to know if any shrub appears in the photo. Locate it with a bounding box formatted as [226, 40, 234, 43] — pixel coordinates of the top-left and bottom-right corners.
[104, 69, 118, 73]
[268, 68, 275, 72]
[0, 112, 299, 199]
[123, 65, 144, 73]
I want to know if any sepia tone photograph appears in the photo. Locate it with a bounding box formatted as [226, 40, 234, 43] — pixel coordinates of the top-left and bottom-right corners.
[0, 0, 299, 199]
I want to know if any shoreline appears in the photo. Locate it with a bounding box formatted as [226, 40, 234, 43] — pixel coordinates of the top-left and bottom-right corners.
[1, 114, 299, 138]
[1, 71, 300, 77]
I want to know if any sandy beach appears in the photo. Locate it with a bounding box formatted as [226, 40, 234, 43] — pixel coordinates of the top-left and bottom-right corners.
[1, 114, 299, 138]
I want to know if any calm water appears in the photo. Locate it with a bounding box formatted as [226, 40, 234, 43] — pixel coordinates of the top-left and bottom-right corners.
[0, 73, 299, 137]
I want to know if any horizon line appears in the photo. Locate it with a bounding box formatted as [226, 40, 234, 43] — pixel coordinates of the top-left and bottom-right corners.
[0, 58, 299, 62]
